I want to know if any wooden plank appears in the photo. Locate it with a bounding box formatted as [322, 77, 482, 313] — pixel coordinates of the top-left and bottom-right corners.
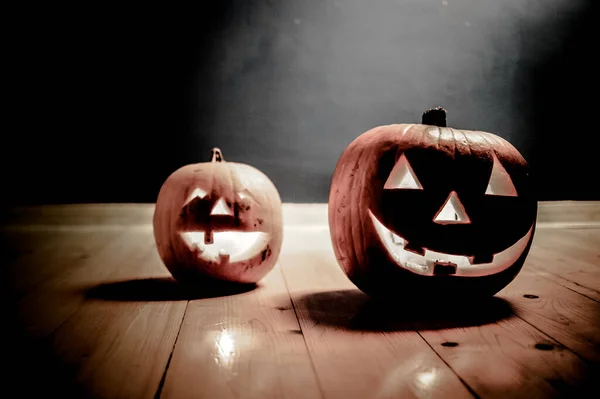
[11, 229, 159, 338]
[280, 228, 475, 399]
[2, 203, 599, 399]
[283, 203, 328, 227]
[0, 203, 155, 227]
[1, 229, 127, 298]
[531, 229, 600, 268]
[281, 227, 599, 399]
[50, 300, 185, 399]
[536, 201, 600, 225]
[525, 230, 600, 298]
[160, 263, 322, 399]
[498, 271, 600, 363]
[530, 269, 600, 303]
[568, 229, 600, 257]
[4, 228, 187, 398]
[40, 230, 187, 399]
[420, 318, 598, 399]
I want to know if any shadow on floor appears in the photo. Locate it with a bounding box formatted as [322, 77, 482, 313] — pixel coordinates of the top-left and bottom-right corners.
[84, 277, 258, 301]
[297, 289, 515, 332]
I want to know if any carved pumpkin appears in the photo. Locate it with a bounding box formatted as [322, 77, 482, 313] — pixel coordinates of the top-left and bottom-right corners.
[328, 108, 537, 298]
[153, 148, 283, 284]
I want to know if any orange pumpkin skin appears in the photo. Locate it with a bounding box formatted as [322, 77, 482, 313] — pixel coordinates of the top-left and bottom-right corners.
[153, 149, 283, 284]
[328, 111, 537, 299]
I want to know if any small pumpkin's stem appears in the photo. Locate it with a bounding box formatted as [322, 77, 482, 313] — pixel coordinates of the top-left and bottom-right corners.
[422, 107, 447, 127]
[211, 148, 224, 162]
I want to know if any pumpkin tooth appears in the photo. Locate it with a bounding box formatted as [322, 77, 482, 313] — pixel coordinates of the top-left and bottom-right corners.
[193, 243, 206, 255]
[407, 261, 430, 273]
[204, 231, 214, 244]
[219, 248, 230, 263]
[391, 232, 404, 245]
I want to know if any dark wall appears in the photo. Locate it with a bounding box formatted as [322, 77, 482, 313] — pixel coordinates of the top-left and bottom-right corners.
[5, 0, 599, 205]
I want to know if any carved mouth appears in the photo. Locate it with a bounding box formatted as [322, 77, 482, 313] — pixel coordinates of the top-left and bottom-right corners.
[369, 210, 534, 277]
[180, 232, 270, 264]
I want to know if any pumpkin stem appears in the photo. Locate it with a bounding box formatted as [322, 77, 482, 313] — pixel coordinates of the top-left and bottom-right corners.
[211, 148, 225, 162]
[422, 107, 447, 127]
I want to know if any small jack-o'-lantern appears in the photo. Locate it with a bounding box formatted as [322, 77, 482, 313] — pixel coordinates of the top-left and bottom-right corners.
[328, 108, 537, 298]
[153, 148, 283, 284]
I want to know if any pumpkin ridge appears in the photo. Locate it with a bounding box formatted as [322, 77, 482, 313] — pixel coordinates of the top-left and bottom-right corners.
[451, 128, 458, 161]
[329, 143, 356, 274]
[349, 146, 367, 275]
[460, 130, 473, 158]
[357, 145, 377, 275]
[476, 130, 495, 155]
[342, 152, 361, 275]
[448, 127, 457, 162]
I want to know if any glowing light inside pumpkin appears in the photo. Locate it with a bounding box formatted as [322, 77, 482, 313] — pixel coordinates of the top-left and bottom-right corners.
[180, 231, 270, 263]
[485, 154, 518, 196]
[211, 197, 234, 216]
[433, 191, 471, 224]
[185, 188, 208, 204]
[369, 210, 533, 277]
[384, 154, 423, 190]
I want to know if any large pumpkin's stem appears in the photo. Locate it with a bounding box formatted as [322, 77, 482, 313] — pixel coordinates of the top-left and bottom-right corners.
[422, 107, 447, 127]
[211, 148, 224, 162]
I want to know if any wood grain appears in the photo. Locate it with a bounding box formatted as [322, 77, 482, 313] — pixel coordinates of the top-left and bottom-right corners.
[530, 269, 600, 303]
[2, 203, 599, 399]
[281, 226, 599, 399]
[160, 264, 322, 399]
[42, 231, 187, 399]
[498, 271, 600, 363]
[420, 317, 598, 399]
[280, 228, 475, 399]
[10, 229, 158, 337]
[536, 201, 600, 227]
[1, 229, 127, 298]
[526, 229, 600, 299]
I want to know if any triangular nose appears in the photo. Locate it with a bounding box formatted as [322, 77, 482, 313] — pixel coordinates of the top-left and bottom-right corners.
[211, 197, 234, 216]
[433, 191, 471, 224]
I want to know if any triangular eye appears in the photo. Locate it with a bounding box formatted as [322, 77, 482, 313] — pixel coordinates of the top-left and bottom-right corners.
[184, 188, 207, 205]
[433, 191, 471, 224]
[485, 154, 517, 197]
[211, 197, 234, 216]
[384, 154, 423, 190]
[238, 188, 258, 203]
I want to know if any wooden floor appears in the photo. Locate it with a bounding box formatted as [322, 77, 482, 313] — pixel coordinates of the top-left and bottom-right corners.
[1, 202, 599, 399]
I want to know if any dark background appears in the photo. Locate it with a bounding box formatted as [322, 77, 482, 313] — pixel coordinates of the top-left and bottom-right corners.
[5, 0, 599, 205]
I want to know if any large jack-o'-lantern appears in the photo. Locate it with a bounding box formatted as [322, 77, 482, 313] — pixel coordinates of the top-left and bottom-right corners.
[328, 108, 537, 298]
[153, 148, 283, 284]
